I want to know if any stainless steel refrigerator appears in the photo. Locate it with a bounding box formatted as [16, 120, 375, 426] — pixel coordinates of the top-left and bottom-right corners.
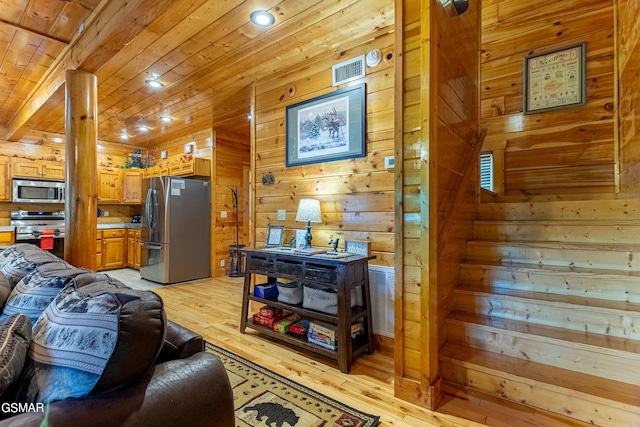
[140, 176, 211, 284]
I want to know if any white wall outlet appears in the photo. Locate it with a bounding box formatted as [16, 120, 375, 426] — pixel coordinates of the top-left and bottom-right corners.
[103, 211, 109, 217]
[160, 150, 167, 159]
[220, 259, 225, 267]
[384, 156, 395, 169]
[277, 209, 286, 221]
[184, 143, 192, 153]
[221, 211, 227, 218]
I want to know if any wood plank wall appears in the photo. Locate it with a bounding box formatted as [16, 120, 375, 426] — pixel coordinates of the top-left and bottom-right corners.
[145, 128, 212, 169]
[434, 0, 481, 351]
[211, 130, 250, 278]
[618, 0, 640, 191]
[481, 0, 616, 196]
[397, 0, 480, 409]
[251, 1, 395, 268]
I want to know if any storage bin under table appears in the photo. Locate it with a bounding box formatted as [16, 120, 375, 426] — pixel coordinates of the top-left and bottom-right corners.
[239, 248, 375, 374]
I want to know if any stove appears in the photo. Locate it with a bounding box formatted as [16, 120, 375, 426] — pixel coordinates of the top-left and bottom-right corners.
[11, 210, 65, 241]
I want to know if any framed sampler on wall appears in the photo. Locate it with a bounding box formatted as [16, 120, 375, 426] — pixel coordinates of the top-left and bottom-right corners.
[523, 42, 586, 114]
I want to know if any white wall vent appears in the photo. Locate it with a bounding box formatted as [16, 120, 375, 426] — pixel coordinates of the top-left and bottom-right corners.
[332, 55, 365, 86]
[480, 152, 494, 191]
[368, 265, 394, 338]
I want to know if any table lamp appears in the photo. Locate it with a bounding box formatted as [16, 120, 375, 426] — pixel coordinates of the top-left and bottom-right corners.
[295, 199, 322, 249]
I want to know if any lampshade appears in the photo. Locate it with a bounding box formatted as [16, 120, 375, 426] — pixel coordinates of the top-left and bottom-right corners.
[295, 199, 322, 223]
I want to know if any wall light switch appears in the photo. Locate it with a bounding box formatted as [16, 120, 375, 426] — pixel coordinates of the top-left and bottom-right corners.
[160, 150, 167, 159]
[277, 209, 286, 221]
[184, 143, 192, 154]
[384, 156, 395, 169]
[221, 211, 227, 218]
[103, 211, 109, 217]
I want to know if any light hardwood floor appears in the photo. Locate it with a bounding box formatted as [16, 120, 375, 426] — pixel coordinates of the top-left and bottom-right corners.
[115, 270, 590, 427]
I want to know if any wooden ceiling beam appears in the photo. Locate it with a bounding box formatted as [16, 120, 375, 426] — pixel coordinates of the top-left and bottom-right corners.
[4, 0, 176, 141]
[0, 20, 69, 45]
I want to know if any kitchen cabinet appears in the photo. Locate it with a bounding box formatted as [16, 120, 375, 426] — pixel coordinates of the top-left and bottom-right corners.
[143, 164, 168, 178]
[142, 158, 210, 179]
[127, 228, 141, 269]
[97, 168, 121, 203]
[240, 248, 375, 373]
[98, 228, 126, 270]
[96, 230, 103, 268]
[12, 158, 65, 180]
[168, 158, 210, 177]
[0, 157, 11, 201]
[98, 168, 143, 204]
[0, 231, 15, 246]
[122, 170, 142, 204]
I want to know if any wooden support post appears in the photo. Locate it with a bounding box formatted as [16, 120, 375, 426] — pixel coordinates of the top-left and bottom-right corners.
[64, 70, 98, 270]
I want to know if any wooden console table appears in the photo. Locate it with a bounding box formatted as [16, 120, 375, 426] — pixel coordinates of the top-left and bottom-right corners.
[239, 248, 375, 373]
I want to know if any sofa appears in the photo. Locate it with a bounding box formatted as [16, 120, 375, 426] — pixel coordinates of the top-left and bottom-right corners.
[0, 243, 234, 427]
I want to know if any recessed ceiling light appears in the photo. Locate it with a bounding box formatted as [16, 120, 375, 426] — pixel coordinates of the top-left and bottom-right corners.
[138, 125, 149, 132]
[145, 79, 164, 89]
[160, 115, 173, 123]
[250, 10, 275, 27]
[52, 137, 63, 143]
[120, 133, 129, 140]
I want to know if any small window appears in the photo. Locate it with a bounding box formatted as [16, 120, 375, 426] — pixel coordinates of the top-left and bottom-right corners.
[480, 152, 493, 191]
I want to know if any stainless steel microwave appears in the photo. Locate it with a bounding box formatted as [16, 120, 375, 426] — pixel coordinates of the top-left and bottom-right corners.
[12, 179, 65, 203]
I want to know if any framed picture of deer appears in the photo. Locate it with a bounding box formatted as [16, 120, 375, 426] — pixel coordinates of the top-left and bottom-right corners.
[285, 83, 366, 167]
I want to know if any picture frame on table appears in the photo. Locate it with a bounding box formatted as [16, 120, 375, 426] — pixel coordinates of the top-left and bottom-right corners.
[345, 240, 371, 257]
[265, 225, 285, 247]
[295, 229, 307, 249]
[286, 83, 366, 167]
[523, 42, 586, 114]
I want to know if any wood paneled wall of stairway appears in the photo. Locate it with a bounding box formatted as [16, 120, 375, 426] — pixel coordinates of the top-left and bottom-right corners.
[618, 0, 640, 191]
[481, 0, 616, 196]
[443, 2, 640, 425]
[441, 198, 640, 426]
[397, 0, 480, 409]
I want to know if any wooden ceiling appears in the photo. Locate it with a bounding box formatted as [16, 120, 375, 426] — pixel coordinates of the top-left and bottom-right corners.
[0, 0, 394, 148]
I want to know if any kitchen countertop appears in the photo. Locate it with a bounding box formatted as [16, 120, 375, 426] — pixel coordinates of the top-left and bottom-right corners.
[0, 224, 142, 232]
[97, 223, 142, 229]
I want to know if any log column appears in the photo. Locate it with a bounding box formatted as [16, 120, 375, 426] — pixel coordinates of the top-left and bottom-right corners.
[64, 70, 98, 270]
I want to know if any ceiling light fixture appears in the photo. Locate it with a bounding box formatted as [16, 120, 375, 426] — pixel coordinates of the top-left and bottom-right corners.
[145, 79, 164, 89]
[120, 133, 129, 140]
[138, 124, 149, 132]
[160, 115, 173, 123]
[52, 137, 63, 143]
[250, 10, 275, 27]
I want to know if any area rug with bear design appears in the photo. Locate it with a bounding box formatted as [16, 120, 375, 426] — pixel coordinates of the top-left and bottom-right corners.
[206, 342, 380, 427]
